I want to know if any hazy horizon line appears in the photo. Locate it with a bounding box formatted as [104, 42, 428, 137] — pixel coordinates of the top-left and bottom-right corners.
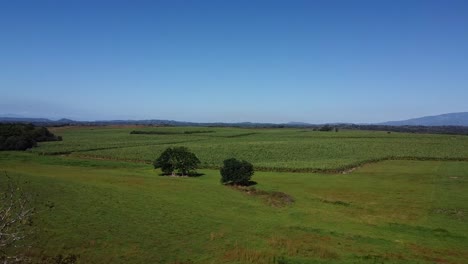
[1, 111, 467, 125]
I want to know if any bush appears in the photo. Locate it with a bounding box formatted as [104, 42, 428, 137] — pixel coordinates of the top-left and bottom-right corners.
[220, 158, 254, 185]
[153, 147, 200, 176]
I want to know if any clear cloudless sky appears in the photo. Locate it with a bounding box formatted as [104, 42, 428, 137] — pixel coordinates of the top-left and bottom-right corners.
[1, 0, 467, 123]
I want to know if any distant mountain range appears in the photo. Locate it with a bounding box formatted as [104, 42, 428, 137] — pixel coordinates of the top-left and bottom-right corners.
[1, 112, 468, 127]
[0, 117, 53, 123]
[0, 117, 282, 128]
[378, 112, 468, 126]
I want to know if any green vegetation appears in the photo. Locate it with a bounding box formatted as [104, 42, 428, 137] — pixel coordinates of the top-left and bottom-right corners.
[220, 158, 254, 185]
[1, 126, 467, 263]
[0, 152, 466, 263]
[31, 126, 468, 172]
[153, 147, 201, 176]
[0, 124, 61, 151]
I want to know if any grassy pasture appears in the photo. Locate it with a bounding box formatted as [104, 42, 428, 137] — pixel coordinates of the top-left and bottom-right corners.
[0, 152, 467, 263]
[32, 126, 468, 171]
[3, 126, 468, 263]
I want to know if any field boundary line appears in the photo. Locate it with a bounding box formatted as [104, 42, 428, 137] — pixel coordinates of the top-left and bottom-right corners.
[35, 138, 210, 155]
[31, 154, 468, 174]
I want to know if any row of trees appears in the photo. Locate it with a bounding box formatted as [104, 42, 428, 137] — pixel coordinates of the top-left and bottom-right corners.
[153, 147, 254, 185]
[0, 124, 62, 151]
[312, 125, 338, 132]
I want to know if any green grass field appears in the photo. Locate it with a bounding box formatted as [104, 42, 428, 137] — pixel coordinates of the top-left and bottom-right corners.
[32, 126, 468, 171]
[1, 126, 468, 263]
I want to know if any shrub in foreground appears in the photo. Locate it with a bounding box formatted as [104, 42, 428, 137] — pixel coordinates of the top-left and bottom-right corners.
[153, 147, 200, 176]
[1, 172, 34, 262]
[220, 158, 254, 185]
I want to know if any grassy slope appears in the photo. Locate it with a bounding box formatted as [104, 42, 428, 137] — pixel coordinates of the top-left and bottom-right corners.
[1, 152, 467, 263]
[31, 127, 468, 171]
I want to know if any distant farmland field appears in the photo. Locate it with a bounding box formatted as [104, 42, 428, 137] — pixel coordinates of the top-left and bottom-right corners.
[33, 126, 468, 171]
[1, 126, 467, 263]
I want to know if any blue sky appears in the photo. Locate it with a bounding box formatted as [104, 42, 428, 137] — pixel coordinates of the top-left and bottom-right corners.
[1, 0, 467, 123]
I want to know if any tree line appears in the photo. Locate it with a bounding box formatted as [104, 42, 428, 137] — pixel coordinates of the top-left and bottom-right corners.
[0, 124, 62, 151]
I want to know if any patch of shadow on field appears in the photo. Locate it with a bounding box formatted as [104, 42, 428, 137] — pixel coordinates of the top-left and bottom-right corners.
[158, 172, 205, 177]
[225, 180, 257, 186]
[231, 186, 295, 207]
[320, 199, 351, 207]
[430, 207, 466, 221]
[386, 223, 466, 240]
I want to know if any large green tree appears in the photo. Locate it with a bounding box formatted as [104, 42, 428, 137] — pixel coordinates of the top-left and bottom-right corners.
[220, 158, 254, 185]
[153, 147, 200, 176]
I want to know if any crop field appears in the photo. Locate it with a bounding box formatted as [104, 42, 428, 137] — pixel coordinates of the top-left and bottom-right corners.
[1, 126, 468, 263]
[32, 126, 468, 171]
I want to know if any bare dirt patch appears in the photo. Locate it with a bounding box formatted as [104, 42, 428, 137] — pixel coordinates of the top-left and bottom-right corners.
[231, 186, 294, 207]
